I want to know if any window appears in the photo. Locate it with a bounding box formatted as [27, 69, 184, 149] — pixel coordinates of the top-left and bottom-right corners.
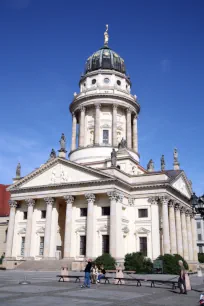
[23, 212, 27, 220]
[138, 209, 148, 218]
[197, 222, 201, 229]
[41, 210, 46, 219]
[117, 80, 121, 86]
[80, 208, 87, 217]
[102, 207, 110, 216]
[21, 237, 25, 256]
[80, 236, 86, 255]
[102, 235, 109, 254]
[139, 237, 147, 256]
[39, 237, 44, 256]
[199, 246, 203, 253]
[92, 79, 96, 85]
[103, 130, 109, 144]
[104, 78, 110, 84]
[198, 234, 202, 241]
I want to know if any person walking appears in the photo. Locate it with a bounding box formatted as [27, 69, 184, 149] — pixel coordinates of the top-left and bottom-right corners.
[178, 260, 187, 294]
[81, 259, 92, 288]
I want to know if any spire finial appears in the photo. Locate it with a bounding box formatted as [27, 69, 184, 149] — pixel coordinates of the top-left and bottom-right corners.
[104, 24, 109, 46]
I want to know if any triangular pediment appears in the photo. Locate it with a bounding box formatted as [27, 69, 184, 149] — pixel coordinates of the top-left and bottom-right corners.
[171, 173, 192, 199]
[8, 158, 113, 190]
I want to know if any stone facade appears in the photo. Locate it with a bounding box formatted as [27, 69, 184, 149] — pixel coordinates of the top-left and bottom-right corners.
[4, 33, 198, 270]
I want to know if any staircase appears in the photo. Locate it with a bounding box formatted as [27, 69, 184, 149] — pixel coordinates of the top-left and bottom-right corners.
[15, 259, 73, 271]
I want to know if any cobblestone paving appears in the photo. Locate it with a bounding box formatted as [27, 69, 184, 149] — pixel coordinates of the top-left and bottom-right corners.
[0, 271, 203, 306]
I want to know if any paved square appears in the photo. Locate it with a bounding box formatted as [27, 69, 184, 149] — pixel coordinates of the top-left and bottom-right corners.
[0, 271, 202, 306]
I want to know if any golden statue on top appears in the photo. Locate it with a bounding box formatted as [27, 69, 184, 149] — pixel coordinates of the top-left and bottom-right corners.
[104, 24, 109, 46]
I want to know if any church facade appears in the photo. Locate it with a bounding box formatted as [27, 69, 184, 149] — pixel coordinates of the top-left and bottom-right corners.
[5, 28, 198, 270]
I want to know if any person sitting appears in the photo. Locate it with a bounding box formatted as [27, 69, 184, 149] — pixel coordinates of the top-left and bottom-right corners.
[91, 264, 98, 284]
[97, 265, 106, 283]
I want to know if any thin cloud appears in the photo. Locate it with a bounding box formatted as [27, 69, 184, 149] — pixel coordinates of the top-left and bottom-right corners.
[160, 59, 171, 73]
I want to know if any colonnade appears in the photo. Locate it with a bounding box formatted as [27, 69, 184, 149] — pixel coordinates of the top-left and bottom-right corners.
[71, 104, 138, 152]
[154, 196, 197, 261]
[5, 191, 124, 260]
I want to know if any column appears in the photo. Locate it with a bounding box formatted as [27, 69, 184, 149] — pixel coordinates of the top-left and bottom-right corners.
[71, 112, 77, 151]
[63, 195, 74, 258]
[79, 106, 85, 147]
[191, 214, 198, 261]
[132, 113, 138, 152]
[85, 193, 96, 258]
[24, 199, 35, 258]
[186, 211, 193, 260]
[181, 207, 189, 260]
[160, 196, 170, 254]
[5, 200, 17, 258]
[168, 201, 177, 254]
[107, 191, 124, 259]
[94, 104, 101, 145]
[175, 204, 183, 256]
[126, 108, 132, 149]
[112, 105, 117, 147]
[149, 197, 160, 259]
[43, 197, 54, 258]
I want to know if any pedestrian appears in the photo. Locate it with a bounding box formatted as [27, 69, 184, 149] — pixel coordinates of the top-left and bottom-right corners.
[97, 265, 106, 283]
[178, 260, 187, 294]
[91, 264, 98, 284]
[81, 259, 92, 288]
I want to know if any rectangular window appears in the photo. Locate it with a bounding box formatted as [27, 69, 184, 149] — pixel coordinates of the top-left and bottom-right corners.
[102, 235, 109, 254]
[102, 207, 110, 216]
[139, 237, 147, 256]
[198, 234, 202, 241]
[199, 246, 203, 253]
[39, 237, 44, 256]
[80, 208, 87, 217]
[103, 130, 109, 144]
[80, 236, 86, 256]
[41, 210, 46, 219]
[21, 237, 25, 256]
[197, 222, 201, 229]
[23, 212, 27, 220]
[138, 209, 148, 218]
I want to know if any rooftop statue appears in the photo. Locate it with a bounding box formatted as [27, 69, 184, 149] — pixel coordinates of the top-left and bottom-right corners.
[174, 148, 178, 163]
[147, 159, 154, 172]
[16, 162, 21, 178]
[118, 137, 127, 149]
[59, 133, 66, 151]
[104, 24, 109, 46]
[50, 149, 56, 159]
[161, 155, 165, 171]
[111, 148, 117, 167]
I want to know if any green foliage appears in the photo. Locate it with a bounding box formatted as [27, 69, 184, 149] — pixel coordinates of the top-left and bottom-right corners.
[157, 254, 188, 274]
[124, 252, 153, 273]
[95, 253, 116, 270]
[198, 253, 204, 263]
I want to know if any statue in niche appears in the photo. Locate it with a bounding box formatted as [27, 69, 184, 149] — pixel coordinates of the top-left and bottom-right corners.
[118, 137, 127, 149]
[90, 130, 94, 145]
[147, 159, 154, 172]
[111, 148, 117, 167]
[59, 133, 66, 151]
[16, 162, 21, 178]
[161, 155, 165, 171]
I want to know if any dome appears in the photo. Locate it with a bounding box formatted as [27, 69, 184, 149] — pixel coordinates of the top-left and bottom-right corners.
[84, 46, 126, 75]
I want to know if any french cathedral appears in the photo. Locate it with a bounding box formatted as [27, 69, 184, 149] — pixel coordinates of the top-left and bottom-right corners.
[5, 27, 197, 270]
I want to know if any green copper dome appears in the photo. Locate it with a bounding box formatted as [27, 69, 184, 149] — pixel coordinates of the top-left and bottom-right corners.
[84, 46, 126, 75]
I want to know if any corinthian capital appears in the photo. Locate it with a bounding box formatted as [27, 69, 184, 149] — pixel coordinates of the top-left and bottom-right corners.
[25, 198, 35, 207]
[126, 107, 132, 114]
[8, 200, 17, 208]
[168, 200, 175, 208]
[180, 206, 186, 214]
[80, 105, 86, 112]
[148, 197, 159, 205]
[112, 104, 118, 110]
[128, 197, 134, 206]
[159, 195, 170, 205]
[64, 195, 74, 204]
[107, 191, 123, 202]
[85, 193, 95, 203]
[44, 197, 54, 206]
[95, 103, 101, 109]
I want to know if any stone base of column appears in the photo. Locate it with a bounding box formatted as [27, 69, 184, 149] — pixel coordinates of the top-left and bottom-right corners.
[43, 257, 57, 260]
[23, 257, 35, 261]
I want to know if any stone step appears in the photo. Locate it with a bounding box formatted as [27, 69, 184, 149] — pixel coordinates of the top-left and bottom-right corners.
[15, 260, 73, 271]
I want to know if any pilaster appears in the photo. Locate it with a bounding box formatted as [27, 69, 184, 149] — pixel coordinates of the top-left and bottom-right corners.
[71, 112, 77, 151]
[94, 104, 101, 145]
[181, 207, 189, 260]
[132, 113, 138, 152]
[79, 106, 86, 147]
[24, 198, 35, 258]
[148, 197, 160, 259]
[175, 204, 183, 256]
[63, 195, 74, 258]
[85, 193, 96, 258]
[126, 108, 132, 149]
[112, 105, 117, 147]
[43, 197, 54, 258]
[168, 201, 177, 254]
[160, 196, 170, 254]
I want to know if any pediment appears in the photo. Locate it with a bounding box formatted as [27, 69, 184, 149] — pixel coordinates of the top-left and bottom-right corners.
[8, 158, 113, 190]
[171, 174, 192, 199]
[135, 227, 150, 235]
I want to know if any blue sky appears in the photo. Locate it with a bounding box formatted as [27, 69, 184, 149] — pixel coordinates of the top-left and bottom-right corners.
[0, 0, 203, 195]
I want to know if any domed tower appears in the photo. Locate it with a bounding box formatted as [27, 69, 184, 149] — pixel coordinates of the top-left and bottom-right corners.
[69, 26, 140, 164]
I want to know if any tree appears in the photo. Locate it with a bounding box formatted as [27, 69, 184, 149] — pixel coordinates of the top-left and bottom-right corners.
[124, 252, 153, 273]
[95, 253, 116, 270]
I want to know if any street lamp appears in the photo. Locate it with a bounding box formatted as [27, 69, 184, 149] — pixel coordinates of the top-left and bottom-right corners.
[191, 192, 204, 219]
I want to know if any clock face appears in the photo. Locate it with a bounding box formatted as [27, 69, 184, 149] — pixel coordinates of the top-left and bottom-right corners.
[104, 78, 110, 84]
